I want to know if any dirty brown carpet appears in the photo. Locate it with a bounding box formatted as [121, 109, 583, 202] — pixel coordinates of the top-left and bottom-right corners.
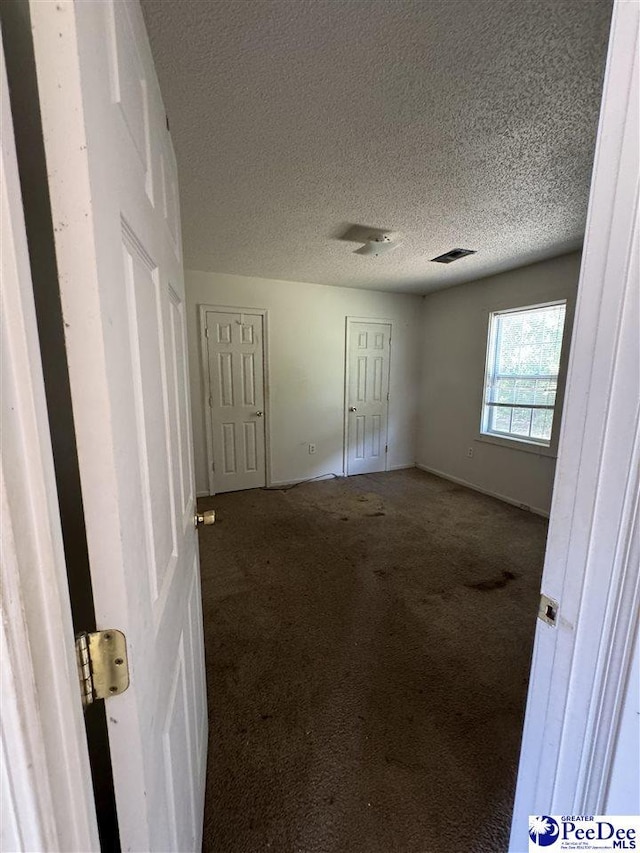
[197, 468, 547, 853]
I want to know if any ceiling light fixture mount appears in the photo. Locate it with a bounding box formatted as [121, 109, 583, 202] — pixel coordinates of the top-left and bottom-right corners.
[355, 232, 398, 257]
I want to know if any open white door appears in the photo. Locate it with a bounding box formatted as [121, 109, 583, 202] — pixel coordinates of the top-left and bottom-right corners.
[30, 1, 207, 850]
[510, 1, 639, 848]
[1, 38, 98, 852]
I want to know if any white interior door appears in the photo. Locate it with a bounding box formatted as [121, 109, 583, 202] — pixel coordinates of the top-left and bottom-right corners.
[204, 309, 266, 493]
[346, 320, 391, 476]
[31, 2, 207, 851]
[1, 41, 98, 851]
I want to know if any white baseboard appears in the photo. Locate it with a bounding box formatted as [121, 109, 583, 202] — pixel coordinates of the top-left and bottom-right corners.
[415, 463, 549, 518]
[201, 468, 548, 517]
[269, 466, 414, 485]
[267, 472, 345, 488]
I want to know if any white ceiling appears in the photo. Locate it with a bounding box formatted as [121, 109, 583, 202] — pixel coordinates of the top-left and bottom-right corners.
[141, 0, 612, 294]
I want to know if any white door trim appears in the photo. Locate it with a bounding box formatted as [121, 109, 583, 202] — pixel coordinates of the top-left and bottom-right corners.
[343, 316, 393, 477]
[510, 0, 639, 846]
[199, 304, 271, 494]
[0, 44, 98, 852]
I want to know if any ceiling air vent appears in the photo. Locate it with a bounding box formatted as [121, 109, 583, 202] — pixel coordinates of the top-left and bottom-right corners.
[431, 248, 476, 264]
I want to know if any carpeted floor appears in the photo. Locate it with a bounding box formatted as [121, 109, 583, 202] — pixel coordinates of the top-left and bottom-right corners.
[197, 468, 548, 853]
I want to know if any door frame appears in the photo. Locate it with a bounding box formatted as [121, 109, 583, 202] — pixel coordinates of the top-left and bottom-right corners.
[509, 0, 639, 846]
[199, 304, 272, 495]
[343, 316, 393, 477]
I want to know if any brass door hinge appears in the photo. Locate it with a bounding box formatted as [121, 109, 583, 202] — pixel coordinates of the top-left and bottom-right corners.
[76, 629, 129, 708]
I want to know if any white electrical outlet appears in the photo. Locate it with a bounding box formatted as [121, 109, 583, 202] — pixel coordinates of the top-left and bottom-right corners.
[467, 447, 474, 458]
[308, 443, 316, 454]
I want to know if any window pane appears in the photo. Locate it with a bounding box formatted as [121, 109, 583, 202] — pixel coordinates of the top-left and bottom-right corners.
[531, 409, 554, 442]
[495, 304, 565, 378]
[514, 379, 535, 405]
[490, 406, 513, 434]
[532, 379, 557, 406]
[488, 377, 557, 406]
[493, 377, 516, 403]
[511, 407, 533, 438]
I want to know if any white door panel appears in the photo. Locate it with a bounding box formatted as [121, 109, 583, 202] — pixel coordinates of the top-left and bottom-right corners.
[346, 321, 391, 476]
[205, 310, 266, 492]
[1, 41, 98, 850]
[31, 2, 207, 850]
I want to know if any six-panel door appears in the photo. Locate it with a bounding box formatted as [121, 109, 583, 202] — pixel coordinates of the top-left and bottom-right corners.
[205, 310, 267, 493]
[31, 1, 208, 850]
[346, 321, 391, 476]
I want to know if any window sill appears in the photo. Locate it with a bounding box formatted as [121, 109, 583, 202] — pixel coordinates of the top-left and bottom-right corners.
[475, 433, 558, 458]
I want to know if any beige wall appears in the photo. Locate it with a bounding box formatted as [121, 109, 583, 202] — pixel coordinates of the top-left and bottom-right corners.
[187, 254, 580, 510]
[417, 252, 581, 515]
[186, 270, 422, 494]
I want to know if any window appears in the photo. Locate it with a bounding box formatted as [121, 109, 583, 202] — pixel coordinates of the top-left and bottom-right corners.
[481, 301, 567, 447]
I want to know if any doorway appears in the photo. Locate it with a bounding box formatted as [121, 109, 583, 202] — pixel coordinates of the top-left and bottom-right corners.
[201, 306, 269, 494]
[5, 0, 636, 844]
[345, 319, 392, 476]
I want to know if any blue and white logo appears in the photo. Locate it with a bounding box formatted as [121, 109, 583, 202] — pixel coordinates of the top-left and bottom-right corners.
[528, 815, 639, 850]
[529, 816, 560, 847]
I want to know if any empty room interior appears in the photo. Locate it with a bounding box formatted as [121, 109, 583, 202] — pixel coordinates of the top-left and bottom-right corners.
[2, 0, 622, 851]
[137, 1, 615, 849]
[6, 0, 640, 846]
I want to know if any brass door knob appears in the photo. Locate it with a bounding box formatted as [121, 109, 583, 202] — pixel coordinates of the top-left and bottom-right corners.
[255, 411, 263, 417]
[349, 406, 357, 412]
[194, 509, 216, 528]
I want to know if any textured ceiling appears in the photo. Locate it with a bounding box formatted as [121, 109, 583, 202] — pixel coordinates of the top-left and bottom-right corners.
[141, 0, 612, 294]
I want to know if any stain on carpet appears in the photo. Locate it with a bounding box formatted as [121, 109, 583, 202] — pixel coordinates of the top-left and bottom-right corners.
[300, 489, 386, 520]
[467, 570, 518, 592]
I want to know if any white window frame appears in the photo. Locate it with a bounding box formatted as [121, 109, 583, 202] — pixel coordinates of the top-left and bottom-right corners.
[479, 299, 568, 455]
